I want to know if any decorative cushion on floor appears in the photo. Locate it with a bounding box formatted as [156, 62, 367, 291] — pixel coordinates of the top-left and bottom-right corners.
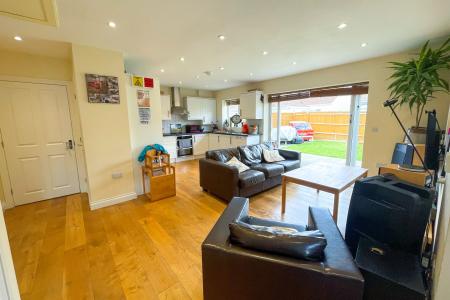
[250, 163, 284, 178]
[229, 221, 327, 261]
[225, 156, 250, 173]
[263, 149, 285, 162]
[238, 170, 265, 188]
[273, 159, 301, 172]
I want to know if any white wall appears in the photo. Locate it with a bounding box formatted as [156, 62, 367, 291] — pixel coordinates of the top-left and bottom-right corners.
[215, 52, 450, 175]
[126, 75, 163, 195]
[71, 44, 136, 209]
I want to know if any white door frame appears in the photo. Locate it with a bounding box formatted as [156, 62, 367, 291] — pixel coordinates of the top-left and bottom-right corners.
[0, 200, 20, 299]
[346, 95, 362, 166]
[0, 76, 88, 209]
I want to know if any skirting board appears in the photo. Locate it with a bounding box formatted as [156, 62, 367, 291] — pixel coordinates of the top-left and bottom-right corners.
[89, 192, 137, 210]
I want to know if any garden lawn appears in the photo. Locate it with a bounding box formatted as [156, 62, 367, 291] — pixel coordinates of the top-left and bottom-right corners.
[283, 140, 363, 161]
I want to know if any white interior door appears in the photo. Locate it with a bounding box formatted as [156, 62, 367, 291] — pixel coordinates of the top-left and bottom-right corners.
[0, 81, 80, 205]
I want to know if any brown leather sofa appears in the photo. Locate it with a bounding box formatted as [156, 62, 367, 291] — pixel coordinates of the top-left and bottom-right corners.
[199, 143, 300, 202]
[202, 197, 364, 300]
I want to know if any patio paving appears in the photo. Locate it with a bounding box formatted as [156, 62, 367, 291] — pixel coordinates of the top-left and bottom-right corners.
[297, 153, 362, 167]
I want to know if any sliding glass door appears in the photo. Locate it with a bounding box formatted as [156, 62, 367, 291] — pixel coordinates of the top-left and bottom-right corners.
[269, 83, 368, 167]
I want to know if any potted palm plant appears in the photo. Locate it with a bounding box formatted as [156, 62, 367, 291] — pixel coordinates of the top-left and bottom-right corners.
[388, 37, 450, 142]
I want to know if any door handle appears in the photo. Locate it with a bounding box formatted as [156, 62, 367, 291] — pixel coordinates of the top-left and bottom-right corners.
[66, 140, 74, 150]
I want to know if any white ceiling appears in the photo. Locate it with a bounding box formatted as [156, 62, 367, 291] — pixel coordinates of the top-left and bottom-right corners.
[0, 0, 449, 91]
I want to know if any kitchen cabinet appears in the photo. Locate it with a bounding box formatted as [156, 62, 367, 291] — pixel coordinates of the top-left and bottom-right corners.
[208, 134, 221, 151]
[230, 135, 247, 147]
[162, 136, 177, 162]
[193, 134, 209, 155]
[203, 98, 217, 124]
[186, 97, 217, 124]
[161, 95, 171, 120]
[240, 91, 263, 119]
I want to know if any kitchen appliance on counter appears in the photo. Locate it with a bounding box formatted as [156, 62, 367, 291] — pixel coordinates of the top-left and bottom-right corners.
[177, 135, 193, 157]
[170, 124, 182, 134]
[185, 124, 204, 133]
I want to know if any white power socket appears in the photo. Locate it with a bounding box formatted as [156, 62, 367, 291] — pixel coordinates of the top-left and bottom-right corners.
[112, 172, 123, 179]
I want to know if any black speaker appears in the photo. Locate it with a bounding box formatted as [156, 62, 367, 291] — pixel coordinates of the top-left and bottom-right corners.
[355, 238, 427, 300]
[391, 143, 414, 165]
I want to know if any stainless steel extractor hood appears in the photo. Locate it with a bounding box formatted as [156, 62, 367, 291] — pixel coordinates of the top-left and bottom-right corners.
[171, 87, 189, 115]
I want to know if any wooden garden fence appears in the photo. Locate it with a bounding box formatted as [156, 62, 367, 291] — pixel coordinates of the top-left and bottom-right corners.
[271, 112, 366, 143]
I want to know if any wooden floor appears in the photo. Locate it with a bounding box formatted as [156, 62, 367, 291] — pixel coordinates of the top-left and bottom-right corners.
[4, 159, 354, 300]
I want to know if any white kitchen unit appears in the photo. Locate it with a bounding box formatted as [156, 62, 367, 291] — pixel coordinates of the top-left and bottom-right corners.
[208, 134, 221, 151]
[203, 98, 217, 124]
[240, 91, 264, 119]
[161, 94, 171, 120]
[230, 135, 247, 147]
[186, 97, 217, 124]
[193, 134, 209, 156]
[247, 135, 260, 145]
[162, 136, 177, 162]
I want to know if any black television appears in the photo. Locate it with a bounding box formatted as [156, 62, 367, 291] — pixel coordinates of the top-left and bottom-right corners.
[424, 111, 441, 173]
[345, 176, 434, 257]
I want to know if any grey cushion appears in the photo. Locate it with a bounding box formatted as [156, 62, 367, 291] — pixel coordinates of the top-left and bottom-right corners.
[273, 160, 300, 172]
[239, 170, 265, 189]
[250, 163, 284, 178]
[238, 143, 273, 165]
[206, 148, 241, 163]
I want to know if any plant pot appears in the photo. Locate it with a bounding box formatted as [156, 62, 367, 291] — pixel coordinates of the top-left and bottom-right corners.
[405, 126, 427, 144]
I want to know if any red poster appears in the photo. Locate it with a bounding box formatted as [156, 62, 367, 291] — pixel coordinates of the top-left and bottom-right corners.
[144, 77, 154, 88]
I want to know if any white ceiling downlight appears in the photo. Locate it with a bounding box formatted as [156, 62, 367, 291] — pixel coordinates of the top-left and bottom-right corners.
[338, 23, 347, 29]
[14, 35, 23, 41]
[108, 21, 116, 28]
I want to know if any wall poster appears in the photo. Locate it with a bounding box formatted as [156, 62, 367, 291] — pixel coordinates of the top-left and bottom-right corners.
[137, 89, 151, 124]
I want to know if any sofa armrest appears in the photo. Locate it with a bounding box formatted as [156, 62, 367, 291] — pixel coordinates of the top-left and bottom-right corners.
[308, 207, 364, 284]
[202, 198, 364, 300]
[279, 149, 301, 161]
[199, 158, 240, 202]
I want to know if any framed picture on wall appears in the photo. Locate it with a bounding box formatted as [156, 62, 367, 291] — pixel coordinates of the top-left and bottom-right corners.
[85, 73, 120, 104]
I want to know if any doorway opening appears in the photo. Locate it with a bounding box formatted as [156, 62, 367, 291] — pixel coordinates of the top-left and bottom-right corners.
[269, 83, 368, 167]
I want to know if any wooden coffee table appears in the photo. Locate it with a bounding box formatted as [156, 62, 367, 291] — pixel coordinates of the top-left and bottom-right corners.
[281, 162, 368, 222]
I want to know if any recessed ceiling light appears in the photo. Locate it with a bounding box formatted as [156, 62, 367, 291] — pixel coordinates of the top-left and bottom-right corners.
[361, 42, 368, 47]
[262, 51, 269, 56]
[180, 57, 185, 62]
[250, 72, 253, 76]
[196, 75, 200, 79]
[160, 68, 165, 73]
[14, 36, 22, 41]
[224, 79, 228, 82]
[108, 21, 116, 28]
[218, 35, 226, 41]
[178, 81, 182, 85]
[337, 23, 347, 29]
[292, 61, 297, 65]
[219, 66, 225, 70]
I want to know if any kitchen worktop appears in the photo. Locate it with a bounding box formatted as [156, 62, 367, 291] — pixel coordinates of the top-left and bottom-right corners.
[162, 131, 261, 137]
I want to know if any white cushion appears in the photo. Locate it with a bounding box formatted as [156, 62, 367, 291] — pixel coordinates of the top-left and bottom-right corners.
[263, 149, 285, 162]
[225, 156, 250, 173]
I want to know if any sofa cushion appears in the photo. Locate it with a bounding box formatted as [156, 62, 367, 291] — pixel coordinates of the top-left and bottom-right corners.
[238, 143, 272, 165]
[273, 160, 300, 172]
[238, 170, 265, 189]
[229, 221, 327, 261]
[225, 157, 249, 173]
[206, 148, 241, 163]
[250, 163, 284, 178]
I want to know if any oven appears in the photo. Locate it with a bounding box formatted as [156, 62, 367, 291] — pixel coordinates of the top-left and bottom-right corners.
[177, 135, 193, 156]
